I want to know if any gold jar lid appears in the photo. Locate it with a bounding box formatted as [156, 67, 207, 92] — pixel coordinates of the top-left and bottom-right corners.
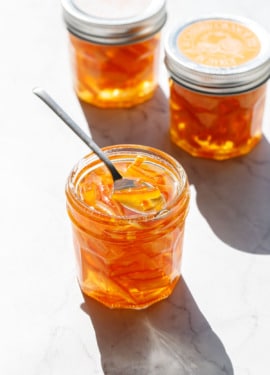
[165, 15, 270, 94]
[61, 0, 167, 45]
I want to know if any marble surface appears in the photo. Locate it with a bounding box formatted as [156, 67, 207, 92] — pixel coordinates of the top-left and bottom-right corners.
[1, 1, 270, 374]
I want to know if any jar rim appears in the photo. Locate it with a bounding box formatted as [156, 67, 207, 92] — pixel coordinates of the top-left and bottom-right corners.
[61, 0, 167, 45]
[165, 14, 270, 94]
[66, 144, 188, 222]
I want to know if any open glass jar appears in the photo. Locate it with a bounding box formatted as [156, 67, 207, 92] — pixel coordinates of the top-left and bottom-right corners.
[65, 145, 190, 309]
[165, 15, 270, 160]
[61, 0, 167, 108]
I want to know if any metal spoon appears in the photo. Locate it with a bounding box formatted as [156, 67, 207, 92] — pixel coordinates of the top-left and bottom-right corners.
[33, 88, 165, 214]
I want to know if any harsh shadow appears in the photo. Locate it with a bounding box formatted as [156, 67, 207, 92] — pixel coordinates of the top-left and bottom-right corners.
[79, 86, 171, 149]
[79, 87, 270, 254]
[81, 278, 234, 375]
[171, 136, 270, 255]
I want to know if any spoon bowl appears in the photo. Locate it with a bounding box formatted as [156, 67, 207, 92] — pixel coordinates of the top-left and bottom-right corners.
[33, 88, 165, 214]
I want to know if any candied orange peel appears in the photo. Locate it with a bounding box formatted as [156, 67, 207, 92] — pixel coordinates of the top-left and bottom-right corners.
[70, 34, 160, 107]
[66, 150, 190, 309]
[79, 156, 169, 216]
[169, 80, 266, 159]
[112, 183, 165, 213]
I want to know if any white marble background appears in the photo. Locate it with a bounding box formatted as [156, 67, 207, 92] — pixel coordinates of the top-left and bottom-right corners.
[1, 0, 270, 374]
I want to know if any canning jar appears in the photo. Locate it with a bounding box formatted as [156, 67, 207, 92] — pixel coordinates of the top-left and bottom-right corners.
[66, 145, 190, 309]
[61, 0, 167, 108]
[165, 15, 270, 160]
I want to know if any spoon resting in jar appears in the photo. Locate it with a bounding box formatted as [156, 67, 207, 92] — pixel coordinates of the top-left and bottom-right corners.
[33, 87, 165, 214]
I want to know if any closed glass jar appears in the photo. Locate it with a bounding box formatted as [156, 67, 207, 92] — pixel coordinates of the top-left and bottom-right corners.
[165, 15, 270, 160]
[65, 145, 190, 309]
[61, 0, 167, 108]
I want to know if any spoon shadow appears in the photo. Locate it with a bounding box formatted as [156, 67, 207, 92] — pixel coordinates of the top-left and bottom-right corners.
[81, 278, 234, 375]
[79, 87, 270, 254]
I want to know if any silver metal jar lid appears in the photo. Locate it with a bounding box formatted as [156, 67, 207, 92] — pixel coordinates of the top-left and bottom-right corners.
[61, 0, 167, 45]
[165, 15, 270, 94]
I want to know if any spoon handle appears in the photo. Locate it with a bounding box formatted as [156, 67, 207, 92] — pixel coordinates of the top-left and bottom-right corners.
[33, 87, 122, 182]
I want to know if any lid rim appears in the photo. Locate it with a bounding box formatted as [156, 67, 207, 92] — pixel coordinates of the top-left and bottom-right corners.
[62, 0, 167, 44]
[166, 66, 270, 95]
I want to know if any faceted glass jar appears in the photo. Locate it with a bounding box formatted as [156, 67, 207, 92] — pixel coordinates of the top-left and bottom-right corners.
[65, 145, 190, 309]
[62, 0, 167, 108]
[69, 33, 161, 108]
[169, 80, 267, 159]
[165, 15, 270, 160]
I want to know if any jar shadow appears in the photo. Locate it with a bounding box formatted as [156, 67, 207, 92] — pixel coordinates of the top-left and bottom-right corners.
[80, 278, 234, 375]
[174, 136, 270, 255]
[79, 86, 171, 149]
[79, 86, 270, 254]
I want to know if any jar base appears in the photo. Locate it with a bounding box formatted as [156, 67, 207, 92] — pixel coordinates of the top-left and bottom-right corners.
[80, 276, 180, 309]
[171, 132, 262, 160]
[76, 82, 156, 108]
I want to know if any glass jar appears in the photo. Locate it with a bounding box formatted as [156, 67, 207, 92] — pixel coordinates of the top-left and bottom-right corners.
[61, 0, 167, 108]
[165, 15, 270, 160]
[65, 145, 190, 309]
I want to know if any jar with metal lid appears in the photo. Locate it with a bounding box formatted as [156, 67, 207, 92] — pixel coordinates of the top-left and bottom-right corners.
[165, 15, 270, 160]
[65, 144, 190, 309]
[61, 0, 167, 108]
